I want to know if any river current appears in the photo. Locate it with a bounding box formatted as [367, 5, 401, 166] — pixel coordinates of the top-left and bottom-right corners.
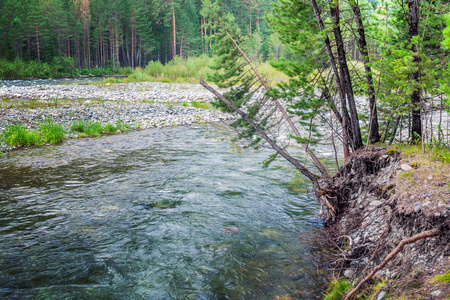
[0, 127, 329, 299]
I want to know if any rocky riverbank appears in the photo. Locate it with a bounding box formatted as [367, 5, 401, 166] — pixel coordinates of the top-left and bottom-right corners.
[0, 81, 234, 151]
[324, 148, 450, 299]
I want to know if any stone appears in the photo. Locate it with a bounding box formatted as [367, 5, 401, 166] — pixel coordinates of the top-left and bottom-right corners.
[414, 205, 421, 212]
[344, 269, 356, 278]
[400, 164, 413, 171]
[377, 291, 387, 300]
[431, 290, 442, 297]
[422, 201, 431, 207]
[370, 200, 383, 207]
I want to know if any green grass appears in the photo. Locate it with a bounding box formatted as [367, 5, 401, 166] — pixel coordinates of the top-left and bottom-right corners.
[1, 124, 42, 148]
[392, 143, 450, 164]
[323, 279, 353, 300]
[93, 55, 289, 86]
[70, 120, 102, 137]
[191, 101, 210, 109]
[39, 119, 65, 144]
[103, 123, 117, 133]
[70, 119, 129, 137]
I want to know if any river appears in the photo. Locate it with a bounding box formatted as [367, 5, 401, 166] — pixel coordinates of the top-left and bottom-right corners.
[0, 126, 330, 299]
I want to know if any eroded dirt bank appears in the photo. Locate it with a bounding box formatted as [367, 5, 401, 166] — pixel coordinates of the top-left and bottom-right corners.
[321, 148, 450, 299]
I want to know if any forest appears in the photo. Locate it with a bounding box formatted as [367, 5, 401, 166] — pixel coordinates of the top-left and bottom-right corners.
[0, 0, 272, 72]
[0, 0, 449, 149]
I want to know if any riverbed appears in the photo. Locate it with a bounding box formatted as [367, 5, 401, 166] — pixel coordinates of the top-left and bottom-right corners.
[0, 126, 330, 299]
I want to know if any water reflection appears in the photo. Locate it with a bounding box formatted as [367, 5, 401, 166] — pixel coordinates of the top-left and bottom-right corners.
[0, 127, 330, 299]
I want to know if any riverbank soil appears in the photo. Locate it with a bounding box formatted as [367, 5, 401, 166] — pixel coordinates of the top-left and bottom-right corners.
[323, 147, 450, 299]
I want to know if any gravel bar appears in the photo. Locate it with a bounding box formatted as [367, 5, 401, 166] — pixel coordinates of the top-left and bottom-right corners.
[0, 81, 234, 132]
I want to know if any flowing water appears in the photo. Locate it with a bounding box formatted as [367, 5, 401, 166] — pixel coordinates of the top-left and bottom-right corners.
[0, 127, 330, 299]
[0, 77, 104, 87]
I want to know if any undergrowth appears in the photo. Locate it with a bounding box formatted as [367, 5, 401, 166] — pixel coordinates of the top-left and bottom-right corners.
[39, 119, 65, 144]
[70, 119, 129, 137]
[1, 124, 42, 148]
[323, 279, 353, 300]
[392, 143, 450, 164]
[94, 56, 289, 86]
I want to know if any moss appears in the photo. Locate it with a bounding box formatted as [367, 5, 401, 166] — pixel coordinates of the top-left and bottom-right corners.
[387, 148, 398, 155]
[410, 161, 422, 169]
[432, 270, 450, 283]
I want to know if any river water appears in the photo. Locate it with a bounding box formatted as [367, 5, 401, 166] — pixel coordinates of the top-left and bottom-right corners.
[0, 126, 329, 299]
[0, 77, 104, 87]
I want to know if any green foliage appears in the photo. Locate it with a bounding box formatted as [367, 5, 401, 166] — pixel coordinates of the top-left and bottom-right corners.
[1, 124, 42, 148]
[70, 119, 128, 137]
[0, 58, 114, 80]
[70, 120, 104, 137]
[39, 119, 65, 144]
[323, 279, 353, 300]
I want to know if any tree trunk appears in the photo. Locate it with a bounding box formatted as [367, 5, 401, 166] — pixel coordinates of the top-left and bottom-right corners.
[350, 1, 380, 144]
[328, 0, 363, 149]
[310, 0, 351, 157]
[408, 0, 422, 142]
[36, 25, 40, 62]
[172, 4, 176, 59]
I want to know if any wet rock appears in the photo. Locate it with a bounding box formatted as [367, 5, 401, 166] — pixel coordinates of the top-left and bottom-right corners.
[221, 227, 240, 234]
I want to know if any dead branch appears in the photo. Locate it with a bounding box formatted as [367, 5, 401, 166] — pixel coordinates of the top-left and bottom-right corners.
[199, 76, 320, 184]
[344, 228, 440, 300]
[219, 23, 330, 179]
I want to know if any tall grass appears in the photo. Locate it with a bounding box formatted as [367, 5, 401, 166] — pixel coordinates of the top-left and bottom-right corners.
[1, 124, 42, 148]
[117, 55, 290, 86]
[70, 119, 129, 137]
[39, 119, 66, 144]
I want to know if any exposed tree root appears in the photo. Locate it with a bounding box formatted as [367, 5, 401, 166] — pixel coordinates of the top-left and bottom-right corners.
[344, 227, 443, 300]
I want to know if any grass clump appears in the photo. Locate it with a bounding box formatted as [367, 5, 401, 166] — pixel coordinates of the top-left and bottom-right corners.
[1, 124, 42, 148]
[39, 119, 65, 144]
[191, 101, 210, 109]
[71, 120, 104, 137]
[323, 279, 353, 300]
[71, 119, 129, 137]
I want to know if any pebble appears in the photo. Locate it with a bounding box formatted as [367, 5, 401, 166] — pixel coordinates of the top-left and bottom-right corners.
[431, 290, 442, 297]
[0, 82, 235, 140]
[370, 200, 383, 207]
[377, 291, 387, 300]
[400, 164, 413, 171]
[344, 269, 356, 278]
